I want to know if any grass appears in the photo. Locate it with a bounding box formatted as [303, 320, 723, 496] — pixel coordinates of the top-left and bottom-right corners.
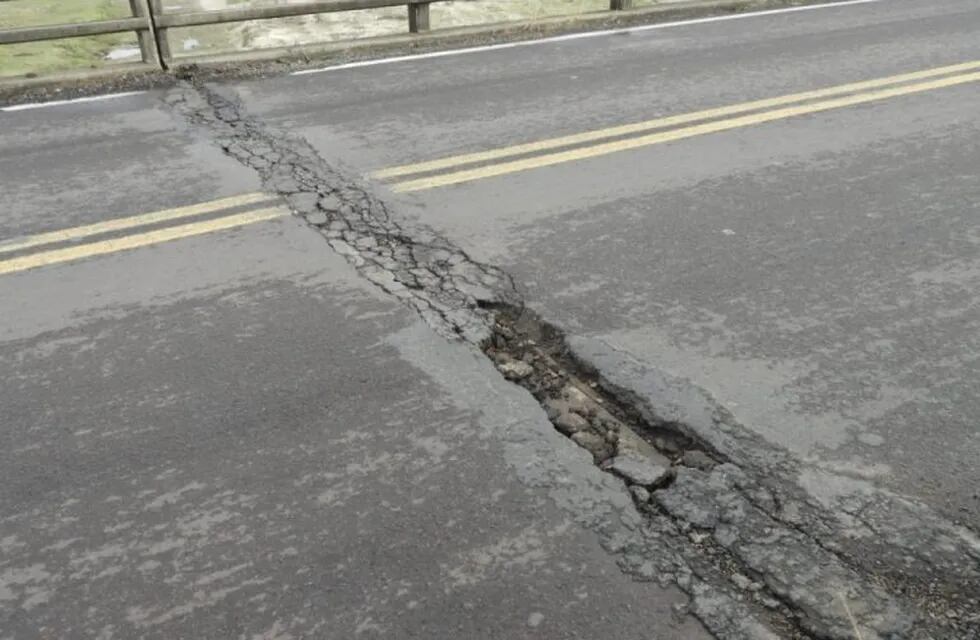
[0, 0, 137, 77]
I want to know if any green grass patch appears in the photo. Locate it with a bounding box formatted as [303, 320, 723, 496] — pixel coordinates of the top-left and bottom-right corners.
[0, 0, 136, 77]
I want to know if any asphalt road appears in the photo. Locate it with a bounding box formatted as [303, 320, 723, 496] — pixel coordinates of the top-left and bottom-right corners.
[0, 95, 707, 638]
[235, 0, 980, 525]
[2, 0, 980, 638]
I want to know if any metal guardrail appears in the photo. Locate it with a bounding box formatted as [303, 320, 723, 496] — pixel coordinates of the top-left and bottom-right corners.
[0, 0, 637, 71]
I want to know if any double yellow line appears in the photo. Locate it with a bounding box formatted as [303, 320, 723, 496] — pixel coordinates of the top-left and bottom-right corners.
[0, 193, 287, 276]
[376, 60, 980, 192]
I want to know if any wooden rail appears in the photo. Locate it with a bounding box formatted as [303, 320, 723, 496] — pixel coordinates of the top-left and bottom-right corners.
[0, 0, 638, 72]
[0, 0, 159, 65]
[146, 0, 453, 64]
[0, 18, 150, 44]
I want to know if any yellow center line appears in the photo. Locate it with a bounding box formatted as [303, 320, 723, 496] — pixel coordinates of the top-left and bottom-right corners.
[374, 59, 980, 181]
[392, 70, 980, 193]
[0, 207, 288, 276]
[0, 192, 271, 256]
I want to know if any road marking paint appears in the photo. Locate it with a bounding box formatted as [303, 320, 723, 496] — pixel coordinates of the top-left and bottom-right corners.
[391, 69, 980, 192]
[294, 0, 882, 77]
[376, 59, 980, 179]
[0, 192, 271, 255]
[0, 91, 146, 113]
[0, 207, 287, 276]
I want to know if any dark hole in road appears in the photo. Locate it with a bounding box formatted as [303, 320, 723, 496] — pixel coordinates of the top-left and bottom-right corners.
[482, 303, 723, 496]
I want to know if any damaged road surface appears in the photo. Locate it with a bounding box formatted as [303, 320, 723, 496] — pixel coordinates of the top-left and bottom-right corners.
[0, 88, 707, 640]
[3, 0, 980, 638]
[150, 71, 980, 637]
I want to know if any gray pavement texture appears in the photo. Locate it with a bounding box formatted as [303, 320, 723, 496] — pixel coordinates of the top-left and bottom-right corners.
[234, 0, 980, 529]
[3, 0, 980, 638]
[0, 95, 705, 639]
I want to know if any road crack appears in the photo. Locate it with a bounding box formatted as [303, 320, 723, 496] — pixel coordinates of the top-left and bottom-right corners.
[165, 80, 519, 344]
[164, 79, 979, 640]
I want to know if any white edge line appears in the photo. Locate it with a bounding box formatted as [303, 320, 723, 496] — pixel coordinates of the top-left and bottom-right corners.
[292, 0, 883, 76]
[0, 91, 146, 113]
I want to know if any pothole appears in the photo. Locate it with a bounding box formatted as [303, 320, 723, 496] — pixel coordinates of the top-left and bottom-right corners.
[484, 303, 718, 488]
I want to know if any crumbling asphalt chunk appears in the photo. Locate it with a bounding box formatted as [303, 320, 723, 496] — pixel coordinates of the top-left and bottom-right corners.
[165, 82, 980, 640]
[605, 455, 672, 488]
[493, 353, 535, 381]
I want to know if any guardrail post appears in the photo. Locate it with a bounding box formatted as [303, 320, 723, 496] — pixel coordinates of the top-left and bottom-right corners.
[147, 0, 172, 66]
[408, 2, 430, 33]
[128, 0, 159, 66]
[610, 0, 633, 9]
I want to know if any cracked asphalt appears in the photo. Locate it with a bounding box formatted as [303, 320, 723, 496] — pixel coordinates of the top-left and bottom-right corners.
[0, 90, 704, 639]
[3, 0, 980, 638]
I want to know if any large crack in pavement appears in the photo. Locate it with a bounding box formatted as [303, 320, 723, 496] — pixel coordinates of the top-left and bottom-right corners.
[572, 336, 980, 630]
[165, 80, 980, 640]
[166, 80, 520, 345]
[486, 307, 977, 640]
